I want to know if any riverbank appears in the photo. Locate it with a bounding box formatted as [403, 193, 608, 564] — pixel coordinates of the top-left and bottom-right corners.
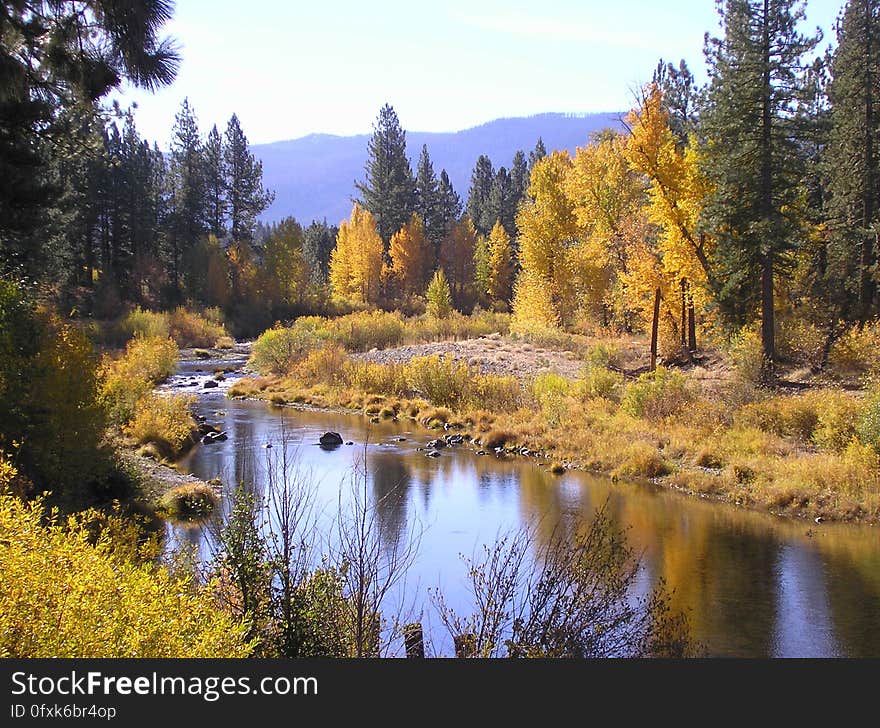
[229, 335, 880, 525]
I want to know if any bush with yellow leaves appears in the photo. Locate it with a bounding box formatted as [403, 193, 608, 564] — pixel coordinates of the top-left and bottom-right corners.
[0, 493, 252, 658]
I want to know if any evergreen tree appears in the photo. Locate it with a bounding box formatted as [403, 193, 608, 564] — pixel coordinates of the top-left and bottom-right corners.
[826, 0, 880, 323]
[167, 98, 207, 298]
[204, 125, 227, 239]
[488, 166, 516, 237]
[224, 114, 274, 243]
[467, 155, 495, 237]
[355, 104, 416, 246]
[303, 220, 338, 284]
[440, 217, 478, 311]
[700, 0, 819, 379]
[436, 170, 462, 242]
[415, 145, 442, 248]
[653, 59, 700, 146]
[528, 138, 548, 170]
[0, 0, 179, 280]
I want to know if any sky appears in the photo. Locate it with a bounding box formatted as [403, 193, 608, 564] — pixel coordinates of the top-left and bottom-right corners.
[112, 0, 847, 148]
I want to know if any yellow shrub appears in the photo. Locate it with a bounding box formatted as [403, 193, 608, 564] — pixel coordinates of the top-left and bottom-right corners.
[812, 391, 862, 453]
[99, 335, 178, 425]
[167, 307, 227, 348]
[342, 360, 408, 396]
[0, 495, 251, 658]
[829, 323, 880, 376]
[621, 367, 694, 421]
[250, 325, 321, 375]
[118, 306, 170, 340]
[404, 355, 471, 408]
[473, 374, 522, 411]
[294, 345, 348, 386]
[124, 393, 196, 459]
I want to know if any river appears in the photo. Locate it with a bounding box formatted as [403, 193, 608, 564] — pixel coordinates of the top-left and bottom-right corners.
[165, 353, 880, 657]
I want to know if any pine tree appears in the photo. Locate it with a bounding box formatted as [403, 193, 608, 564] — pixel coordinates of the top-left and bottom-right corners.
[303, 220, 338, 284]
[415, 145, 443, 249]
[528, 138, 548, 170]
[204, 125, 227, 239]
[224, 114, 274, 243]
[509, 150, 530, 242]
[167, 98, 207, 298]
[426, 269, 453, 319]
[700, 0, 819, 379]
[440, 217, 478, 311]
[355, 104, 417, 246]
[467, 155, 495, 237]
[488, 166, 517, 237]
[826, 0, 880, 323]
[436, 170, 462, 246]
[652, 59, 700, 146]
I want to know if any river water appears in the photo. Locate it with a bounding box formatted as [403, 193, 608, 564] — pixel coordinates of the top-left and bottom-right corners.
[167, 356, 880, 657]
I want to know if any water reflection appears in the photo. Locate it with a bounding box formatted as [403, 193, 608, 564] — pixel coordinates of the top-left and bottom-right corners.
[172, 397, 880, 657]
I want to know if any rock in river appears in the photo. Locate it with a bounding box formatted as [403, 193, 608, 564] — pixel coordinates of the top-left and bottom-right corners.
[203, 380, 219, 389]
[427, 438, 447, 449]
[319, 432, 344, 448]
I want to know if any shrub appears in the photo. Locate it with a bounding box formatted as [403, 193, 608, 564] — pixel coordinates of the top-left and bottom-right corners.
[728, 327, 764, 386]
[342, 360, 408, 397]
[858, 385, 880, 453]
[585, 343, 622, 370]
[160, 482, 219, 521]
[735, 396, 819, 443]
[294, 345, 348, 386]
[812, 391, 861, 453]
[124, 393, 196, 459]
[99, 335, 179, 425]
[119, 306, 170, 340]
[167, 307, 227, 348]
[482, 429, 516, 450]
[250, 325, 321, 375]
[404, 355, 471, 408]
[531, 372, 571, 427]
[215, 335, 236, 350]
[473, 374, 522, 412]
[0, 494, 252, 657]
[829, 323, 880, 377]
[621, 367, 694, 421]
[0, 281, 111, 503]
[614, 444, 672, 479]
[577, 366, 625, 402]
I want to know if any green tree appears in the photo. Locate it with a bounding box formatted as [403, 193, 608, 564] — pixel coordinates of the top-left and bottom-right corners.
[528, 138, 548, 170]
[436, 170, 462, 251]
[204, 124, 227, 239]
[415, 145, 443, 251]
[700, 0, 819, 380]
[0, 0, 180, 279]
[467, 154, 495, 237]
[826, 0, 880, 324]
[224, 113, 274, 243]
[167, 98, 207, 298]
[355, 104, 416, 246]
[303, 220, 338, 284]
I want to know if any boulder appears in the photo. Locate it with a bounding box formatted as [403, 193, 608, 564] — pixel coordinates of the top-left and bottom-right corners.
[426, 450, 442, 458]
[319, 432, 344, 447]
[202, 431, 228, 444]
[203, 380, 219, 389]
[427, 438, 447, 449]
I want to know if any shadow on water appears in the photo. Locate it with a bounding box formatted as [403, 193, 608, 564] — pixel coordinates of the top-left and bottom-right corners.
[172, 397, 880, 658]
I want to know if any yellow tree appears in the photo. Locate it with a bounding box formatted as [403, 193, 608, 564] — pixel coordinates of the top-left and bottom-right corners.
[567, 130, 650, 329]
[487, 221, 514, 305]
[624, 84, 715, 343]
[329, 204, 384, 304]
[388, 214, 429, 296]
[513, 151, 582, 328]
[440, 216, 477, 310]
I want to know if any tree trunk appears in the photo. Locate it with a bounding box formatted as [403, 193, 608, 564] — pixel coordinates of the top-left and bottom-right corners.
[861, 0, 877, 323]
[688, 296, 697, 353]
[651, 288, 661, 372]
[760, 0, 776, 384]
[680, 279, 688, 351]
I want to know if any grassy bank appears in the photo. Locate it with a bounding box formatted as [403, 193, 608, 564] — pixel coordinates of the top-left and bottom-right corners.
[230, 323, 880, 524]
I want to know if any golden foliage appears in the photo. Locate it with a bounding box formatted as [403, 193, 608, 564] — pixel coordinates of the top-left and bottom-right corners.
[487, 221, 514, 305]
[0, 494, 252, 657]
[388, 214, 429, 296]
[330, 204, 384, 304]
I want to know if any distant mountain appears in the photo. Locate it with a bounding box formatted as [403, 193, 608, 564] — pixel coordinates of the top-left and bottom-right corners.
[253, 112, 626, 226]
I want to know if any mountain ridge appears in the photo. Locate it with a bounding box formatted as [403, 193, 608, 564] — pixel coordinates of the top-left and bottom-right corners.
[253, 111, 627, 226]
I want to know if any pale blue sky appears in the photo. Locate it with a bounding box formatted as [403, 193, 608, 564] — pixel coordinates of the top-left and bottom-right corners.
[113, 0, 846, 147]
